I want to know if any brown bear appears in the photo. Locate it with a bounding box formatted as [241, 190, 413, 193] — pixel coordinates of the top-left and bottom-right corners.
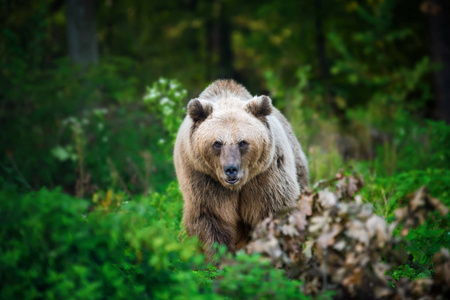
[174, 79, 309, 252]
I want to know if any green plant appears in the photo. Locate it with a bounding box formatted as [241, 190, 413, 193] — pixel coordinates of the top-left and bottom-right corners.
[143, 78, 187, 154]
[0, 181, 317, 299]
[217, 252, 311, 300]
[0, 184, 199, 299]
[390, 264, 431, 283]
[406, 214, 450, 266]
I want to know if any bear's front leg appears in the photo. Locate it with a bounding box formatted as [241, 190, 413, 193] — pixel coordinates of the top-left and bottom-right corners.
[181, 171, 239, 252]
[185, 210, 238, 253]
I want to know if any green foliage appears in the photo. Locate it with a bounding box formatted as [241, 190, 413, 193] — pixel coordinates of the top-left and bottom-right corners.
[0, 183, 315, 299]
[1, 57, 144, 191]
[0, 185, 192, 299]
[143, 78, 188, 153]
[385, 211, 449, 285]
[328, 1, 434, 118]
[359, 168, 450, 218]
[217, 252, 311, 300]
[265, 66, 345, 183]
[405, 214, 450, 266]
[390, 264, 432, 283]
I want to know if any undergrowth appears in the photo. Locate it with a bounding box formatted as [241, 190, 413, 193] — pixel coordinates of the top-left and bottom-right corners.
[1, 76, 449, 299]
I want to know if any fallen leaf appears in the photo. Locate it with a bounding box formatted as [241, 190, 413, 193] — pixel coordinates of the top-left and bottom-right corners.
[345, 219, 369, 245]
[317, 224, 342, 249]
[318, 189, 338, 208]
[428, 196, 449, 216]
[309, 210, 331, 233]
[410, 186, 426, 211]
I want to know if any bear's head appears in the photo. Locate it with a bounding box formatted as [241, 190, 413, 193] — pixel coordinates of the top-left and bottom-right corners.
[187, 95, 275, 190]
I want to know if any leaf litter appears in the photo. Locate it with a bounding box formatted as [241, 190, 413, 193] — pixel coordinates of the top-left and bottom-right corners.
[245, 173, 450, 299]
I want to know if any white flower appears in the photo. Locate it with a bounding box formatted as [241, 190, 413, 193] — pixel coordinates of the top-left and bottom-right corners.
[160, 97, 169, 105]
[160, 97, 174, 107]
[162, 106, 173, 115]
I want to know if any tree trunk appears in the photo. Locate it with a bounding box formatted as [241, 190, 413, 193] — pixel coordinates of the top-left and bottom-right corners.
[314, 0, 329, 84]
[66, 0, 99, 66]
[314, 0, 339, 117]
[425, 0, 450, 123]
[207, 0, 234, 79]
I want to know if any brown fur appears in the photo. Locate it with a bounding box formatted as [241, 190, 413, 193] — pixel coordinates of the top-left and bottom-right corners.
[174, 79, 309, 252]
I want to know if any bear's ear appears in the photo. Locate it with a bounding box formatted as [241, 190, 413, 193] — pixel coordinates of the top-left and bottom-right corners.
[188, 98, 213, 123]
[246, 95, 272, 118]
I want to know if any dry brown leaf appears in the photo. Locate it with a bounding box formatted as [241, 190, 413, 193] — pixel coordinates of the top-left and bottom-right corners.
[303, 240, 315, 259]
[298, 192, 314, 216]
[331, 267, 347, 283]
[394, 207, 408, 222]
[318, 189, 338, 208]
[347, 175, 359, 196]
[309, 210, 331, 233]
[409, 278, 433, 297]
[428, 196, 449, 216]
[342, 267, 363, 293]
[333, 240, 346, 251]
[373, 262, 390, 283]
[317, 224, 342, 249]
[354, 194, 362, 205]
[374, 286, 393, 299]
[357, 203, 374, 220]
[410, 186, 426, 212]
[366, 215, 391, 247]
[290, 211, 308, 232]
[346, 219, 369, 245]
[279, 222, 298, 236]
[345, 252, 358, 268]
[433, 248, 450, 285]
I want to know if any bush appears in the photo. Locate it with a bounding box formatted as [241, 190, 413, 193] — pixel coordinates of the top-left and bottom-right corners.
[0, 184, 200, 299]
[0, 183, 313, 299]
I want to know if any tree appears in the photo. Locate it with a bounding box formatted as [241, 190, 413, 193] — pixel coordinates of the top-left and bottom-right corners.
[423, 0, 450, 123]
[66, 0, 99, 66]
[206, 0, 235, 79]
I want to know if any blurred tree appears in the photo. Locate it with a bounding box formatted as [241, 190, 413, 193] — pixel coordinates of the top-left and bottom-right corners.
[422, 0, 450, 123]
[67, 0, 99, 65]
[0, 0, 445, 193]
[313, 0, 338, 116]
[207, 0, 235, 79]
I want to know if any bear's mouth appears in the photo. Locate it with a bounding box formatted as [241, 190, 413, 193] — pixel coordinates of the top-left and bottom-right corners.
[225, 177, 239, 184]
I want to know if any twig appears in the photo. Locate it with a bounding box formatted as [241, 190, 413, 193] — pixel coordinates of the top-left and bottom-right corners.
[107, 158, 133, 199]
[322, 248, 328, 291]
[382, 188, 388, 218]
[7, 152, 34, 191]
[141, 151, 153, 196]
[126, 156, 148, 195]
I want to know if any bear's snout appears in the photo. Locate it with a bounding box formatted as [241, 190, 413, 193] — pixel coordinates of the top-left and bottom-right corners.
[220, 144, 242, 185]
[224, 164, 240, 184]
[224, 164, 239, 177]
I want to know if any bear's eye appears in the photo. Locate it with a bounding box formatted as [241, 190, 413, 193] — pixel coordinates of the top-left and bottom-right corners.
[213, 141, 223, 149]
[238, 141, 248, 148]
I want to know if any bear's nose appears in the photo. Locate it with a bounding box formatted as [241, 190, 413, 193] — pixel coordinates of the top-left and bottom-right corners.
[224, 164, 239, 177]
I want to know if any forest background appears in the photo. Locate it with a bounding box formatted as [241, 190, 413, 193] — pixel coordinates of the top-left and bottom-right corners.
[1, 0, 449, 299]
